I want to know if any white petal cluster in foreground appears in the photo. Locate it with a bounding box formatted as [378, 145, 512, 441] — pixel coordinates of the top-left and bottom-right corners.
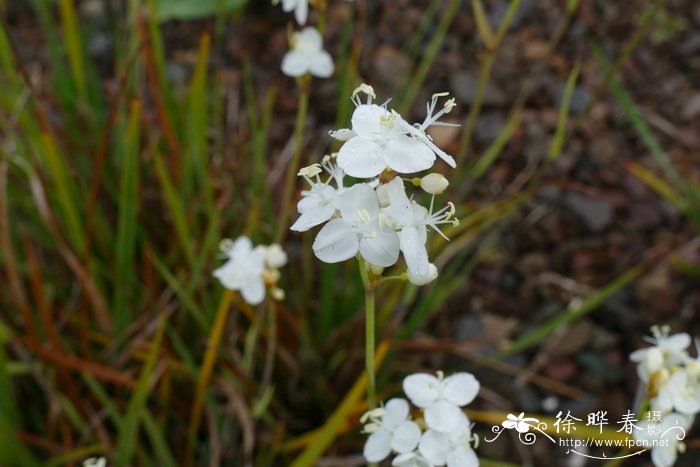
[630, 325, 698, 466]
[212, 236, 287, 305]
[361, 371, 480, 466]
[291, 84, 459, 285]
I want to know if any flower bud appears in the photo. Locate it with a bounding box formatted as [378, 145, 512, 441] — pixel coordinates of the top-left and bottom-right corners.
[420, 173, 449, 195]
[407, 263, 438, 286]
[368, 263, 385, 276]
[376, 183, 391, 207]
[271, 288, 285, 301]
[264, 244, 288, 269]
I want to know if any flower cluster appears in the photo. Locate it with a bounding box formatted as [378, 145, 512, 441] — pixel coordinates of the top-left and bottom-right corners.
[212, 236, 287, 305]
[630, 325, 698, 467]
[290, 84, 459, 285]
[361, 372, 480, 466]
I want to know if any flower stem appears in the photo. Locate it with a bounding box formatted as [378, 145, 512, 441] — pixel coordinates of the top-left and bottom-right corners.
[275, 76, 310, 243]
[358, 258, 376, 408]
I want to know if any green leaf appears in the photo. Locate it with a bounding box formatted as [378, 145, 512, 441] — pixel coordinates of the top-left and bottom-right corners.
[153, 0, 248, 21]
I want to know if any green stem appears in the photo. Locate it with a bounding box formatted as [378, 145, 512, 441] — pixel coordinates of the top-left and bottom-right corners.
[358, 258, 376, 408]
[276, 76, 310, 242]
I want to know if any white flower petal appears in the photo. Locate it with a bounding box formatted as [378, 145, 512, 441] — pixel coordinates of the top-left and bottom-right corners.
[419, 429, 450, 466]
[337, 183, 379, 221]
[384, 134, 435, 174]
[384, 177, 414, 225]
[666, 333, 691, 351]
[281, 50, 308, 77]
[309, 51, 334, 78]
[383, 398, 410, 426]
[442, 373, 480, 407]
[446, 446, 478, 467]
[298, 26, 322, 49]
[212, 261, 242, 290]
[337, 137, 386, 178]
[424, 401, 464, 433]
[351, 104, 387, 140]
[294, 0, 308, 24]
[290, 204, 336, 231]
[398, 226, 430, 278]
[391, 421, 422, 454]
[329, 128, 356, 141]
[231, 236, 253, 257]
[240, 277, 265, 305]
[312, 219, 359, 263]
[364, 428, 392, 463]
[403, 373, 440, 408]
[360, 229, 400, 267]
[393, 452, 433, 467]
[651, 444, 677, 467]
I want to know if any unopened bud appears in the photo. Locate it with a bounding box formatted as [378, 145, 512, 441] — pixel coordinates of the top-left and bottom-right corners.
[420, 173, 449, 194]
[407, 263, 438, 286]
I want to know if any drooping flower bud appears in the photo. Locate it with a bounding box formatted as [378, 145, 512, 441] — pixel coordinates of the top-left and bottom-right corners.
[420, 173, 449, 195]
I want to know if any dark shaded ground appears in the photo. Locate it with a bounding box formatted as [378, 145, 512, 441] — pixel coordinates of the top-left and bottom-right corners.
[5, 0, 700, 464]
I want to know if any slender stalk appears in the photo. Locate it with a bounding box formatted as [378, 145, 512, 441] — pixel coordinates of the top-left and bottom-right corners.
[185, 290, 234, 466]
[358, 258, 376, 408]
[262, 299, 277, 390]
[276, 76, 310, 242]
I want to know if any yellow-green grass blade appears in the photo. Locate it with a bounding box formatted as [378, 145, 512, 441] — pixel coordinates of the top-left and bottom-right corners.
[467, 107, 523, 185]
[591, 42, 700, 227]
[0, 325, 40, 466]
[549, 62, 580, 160]
[153, 150, 195, 265]
[58, 0, 87, 100]
[113, 100, 142, 331]
[115, 315, 167, 466]
[472, 0, 496, 49]
[396, 0, 461, 114]
[499, 264, 645, 357]
[38, 131, 85, 253]
[289, 342, 390, 466]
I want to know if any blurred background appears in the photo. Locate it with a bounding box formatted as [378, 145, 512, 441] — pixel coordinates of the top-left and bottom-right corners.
[1, 0, 699, 465]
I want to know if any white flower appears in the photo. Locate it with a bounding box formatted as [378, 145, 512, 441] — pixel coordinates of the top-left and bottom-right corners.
[337, 103, 435, 177]
[653, 370, 700, 415]
[83, 458, 106, 467]
[418, 412, 479, 467]
[290, 159, 346, 232]
[383, 177, 457, 283]
[213, 237, 286, 305]
[312, 183, 400, 267]
[630, 326, 691, 382]
[403, 372, 479, 433]
[276, 0, 309, 25]
[333, 86, 457, 178]
[501, 412, 539, 433]
[634, 412, 690, 467]
[281, 27, 333, 78]
[362, 398, 422, 463]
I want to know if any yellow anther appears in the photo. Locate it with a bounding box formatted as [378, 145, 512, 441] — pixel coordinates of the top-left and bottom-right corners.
[352, 83, 376, 100]
[298, 163, 322, 177]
